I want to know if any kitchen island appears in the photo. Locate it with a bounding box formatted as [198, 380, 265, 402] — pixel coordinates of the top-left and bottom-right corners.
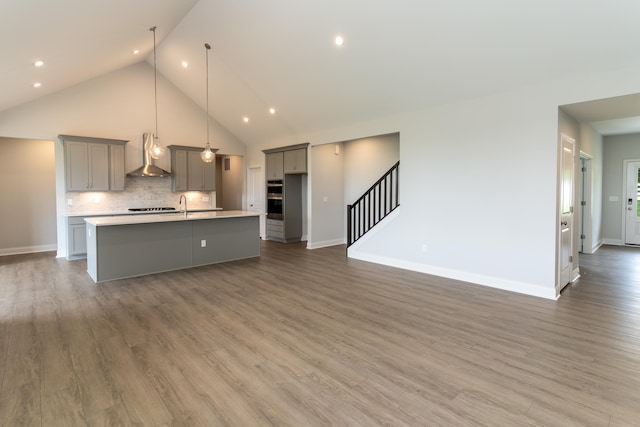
[85, 210, 261, 283]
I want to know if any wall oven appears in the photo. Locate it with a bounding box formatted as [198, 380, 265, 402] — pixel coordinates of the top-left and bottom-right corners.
[266, 180, 283, 220]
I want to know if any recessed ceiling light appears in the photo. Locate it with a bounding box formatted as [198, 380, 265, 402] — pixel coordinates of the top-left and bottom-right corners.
[243, 117, 249, 123]
[334, 35, 344, 47]
[181, 61, 189, 68]
[269, 108, 276, 115]
[34, 60, 44, 67]
[132, 49, 140, 55]
[33, 82, 41, 88]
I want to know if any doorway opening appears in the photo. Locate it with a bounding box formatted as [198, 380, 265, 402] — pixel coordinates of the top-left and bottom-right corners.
[623, 160, 640, 245]
[579, 153, 593, 254]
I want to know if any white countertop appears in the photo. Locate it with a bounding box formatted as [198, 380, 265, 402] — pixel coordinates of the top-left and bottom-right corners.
[85, 210, 262, 226]
[67, 208, 223, 217]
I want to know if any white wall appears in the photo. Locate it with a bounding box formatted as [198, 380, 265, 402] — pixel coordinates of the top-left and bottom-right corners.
[344, 133, 400, 205]
[0, 138, 57, 255]
[305, 133, 399, 248]
[281, 62, 640, 299]
[601, 133, 640, 244]
[579, 123, 604, 252]
[0, 62, 247, 257]
[309, 143, 345, 248]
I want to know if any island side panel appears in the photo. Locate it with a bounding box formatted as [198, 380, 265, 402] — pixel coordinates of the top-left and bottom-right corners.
[192, 216, 260, 266]
[95, 221, 192, 282]
[86, 222, 98, 281]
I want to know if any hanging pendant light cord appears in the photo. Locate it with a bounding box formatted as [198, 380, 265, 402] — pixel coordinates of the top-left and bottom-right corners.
[205, 43, 211, 147]
[151, 26, 159, 139]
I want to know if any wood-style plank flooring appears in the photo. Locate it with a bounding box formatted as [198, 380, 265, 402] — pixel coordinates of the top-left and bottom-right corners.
[1, 242, 640, 426]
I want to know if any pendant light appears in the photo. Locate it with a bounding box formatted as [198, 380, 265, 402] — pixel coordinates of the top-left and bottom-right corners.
[149, 26, 165, 159]
[200, 42, 215, 163]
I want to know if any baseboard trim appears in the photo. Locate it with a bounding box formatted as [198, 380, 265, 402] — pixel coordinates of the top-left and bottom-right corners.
[571, 267, 581, 283]
[0, 244, 57, 257]
[590, 240, 603, 254]
[307, 238, 346, 250]
[602, 238, 624, 246]
[347, 251, 557, 300]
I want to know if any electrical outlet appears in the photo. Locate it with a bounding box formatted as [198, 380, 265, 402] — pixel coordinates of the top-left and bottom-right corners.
[421, 244, 428, 253]
[201, 239, 207, 248]
[202, 196, 210, 202]
[67, 198, 73, 206]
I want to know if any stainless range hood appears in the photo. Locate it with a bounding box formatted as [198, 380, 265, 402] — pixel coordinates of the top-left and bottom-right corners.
[127, 133, 171, 177]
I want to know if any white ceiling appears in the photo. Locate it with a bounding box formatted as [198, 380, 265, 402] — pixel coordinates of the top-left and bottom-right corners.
[4, 0, 640, 144]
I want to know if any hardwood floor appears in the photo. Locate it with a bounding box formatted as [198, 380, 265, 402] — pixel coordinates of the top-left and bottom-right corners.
[1, 242, 640, 426]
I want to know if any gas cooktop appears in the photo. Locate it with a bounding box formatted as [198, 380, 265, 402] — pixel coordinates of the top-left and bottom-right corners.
[128, 207, 177, 212]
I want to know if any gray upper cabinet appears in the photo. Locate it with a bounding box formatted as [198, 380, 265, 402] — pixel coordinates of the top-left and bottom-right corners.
[171, 149, 188, 192]
[61, 135, 128, 192]
[264, 143, 309, 178]
[265, 152, 284, 180]
[109, 144, 125, 191]
[188, 150, 216, 191]
[169, 145, 217, 192]
[283, 148, 307, 174]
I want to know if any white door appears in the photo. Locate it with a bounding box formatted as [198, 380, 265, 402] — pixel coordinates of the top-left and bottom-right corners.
[625, 161, 640, 245]
[558, 135, 575, 288]
[247, 166, 264, 213]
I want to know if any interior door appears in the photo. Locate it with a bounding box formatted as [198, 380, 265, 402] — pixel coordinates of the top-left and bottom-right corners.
[558, 135, 574, 288]
[625, 161, 640, 245]
[247, 166, 264, 213]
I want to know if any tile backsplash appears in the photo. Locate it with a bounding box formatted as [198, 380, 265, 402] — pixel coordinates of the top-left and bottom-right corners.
[65, 177, 216, 214]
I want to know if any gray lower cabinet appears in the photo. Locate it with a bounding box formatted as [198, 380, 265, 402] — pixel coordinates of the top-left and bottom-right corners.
[67, 216, 88, 259]
[86, 216, 260, 282]
[266, 218, 284, 241]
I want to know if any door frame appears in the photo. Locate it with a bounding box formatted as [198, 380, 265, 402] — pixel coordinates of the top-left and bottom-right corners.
[556, 133, 577, 296]
[247, 165, 265, 238]
[622, 159, 640, 245]
[579, 152, 593, 254]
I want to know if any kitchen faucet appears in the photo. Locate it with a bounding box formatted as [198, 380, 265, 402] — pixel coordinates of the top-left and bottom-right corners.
[179, 195, 188, 218]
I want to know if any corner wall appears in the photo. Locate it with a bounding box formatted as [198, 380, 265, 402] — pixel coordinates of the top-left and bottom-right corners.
[0, 138, 56, 255]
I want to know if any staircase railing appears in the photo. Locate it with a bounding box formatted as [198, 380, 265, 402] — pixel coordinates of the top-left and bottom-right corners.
[347, 161, 399, 247]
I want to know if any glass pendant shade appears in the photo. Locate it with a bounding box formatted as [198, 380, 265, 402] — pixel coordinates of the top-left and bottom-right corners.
[149, 137, 165, 159]
[201, 143, 214, 162]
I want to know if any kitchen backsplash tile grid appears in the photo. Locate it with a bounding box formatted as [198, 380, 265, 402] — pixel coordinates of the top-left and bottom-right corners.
[65, 177, 215, 214]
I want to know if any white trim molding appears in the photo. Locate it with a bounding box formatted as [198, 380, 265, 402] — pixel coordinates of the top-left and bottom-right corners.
[0, 244, 57, 257]
[602, 238, 624, 246]
[348, 251, 558, 300]
[307, 238, 346, 250]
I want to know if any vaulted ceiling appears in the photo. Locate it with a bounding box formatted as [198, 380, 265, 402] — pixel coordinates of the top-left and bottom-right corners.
[4, 0, 640, 145]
